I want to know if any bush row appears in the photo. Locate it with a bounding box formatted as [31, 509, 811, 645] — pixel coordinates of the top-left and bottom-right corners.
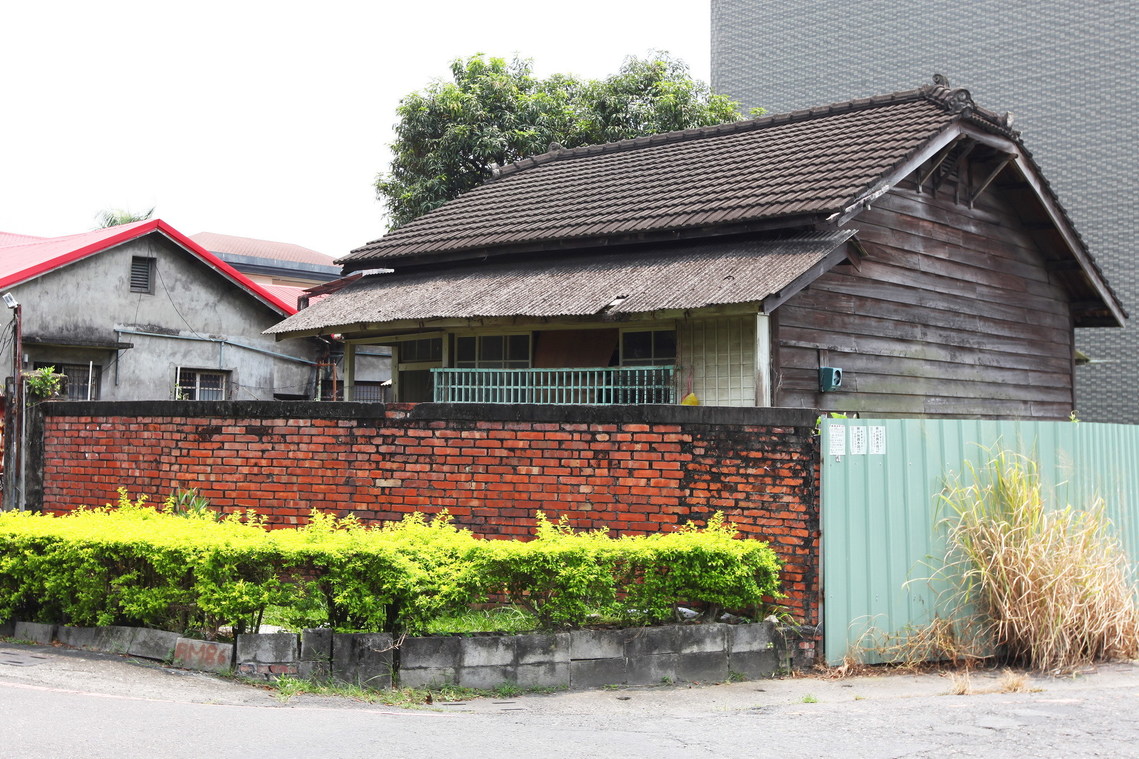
[0, 491, 783, 637]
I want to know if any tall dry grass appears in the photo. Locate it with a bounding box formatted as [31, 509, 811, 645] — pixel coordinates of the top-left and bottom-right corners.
[941, 452, 1139, 672]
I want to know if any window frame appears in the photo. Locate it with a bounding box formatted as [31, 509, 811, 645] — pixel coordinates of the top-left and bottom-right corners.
[452, 332, 531, 369]
[32, 362, 101, 401]
[175, 367, 229, 401]
[619, 328, 677, 367]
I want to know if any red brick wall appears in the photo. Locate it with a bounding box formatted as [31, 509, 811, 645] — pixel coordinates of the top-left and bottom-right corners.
[31, 401, 820, 624]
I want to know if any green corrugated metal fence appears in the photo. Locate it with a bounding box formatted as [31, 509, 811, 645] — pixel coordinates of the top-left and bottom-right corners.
[820, 418, 1139, 665]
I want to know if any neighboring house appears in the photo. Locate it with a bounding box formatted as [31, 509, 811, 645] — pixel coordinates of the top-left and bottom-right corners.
[192, 230, 391, 400]
[190, 231, 341, 289]
[267, 83, 1124, 419]
[0, 220, 320, 402]
[710, 0, 1138, 422]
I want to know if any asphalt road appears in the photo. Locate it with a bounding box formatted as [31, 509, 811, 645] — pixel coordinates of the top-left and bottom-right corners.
[1, 642, 1137, 758]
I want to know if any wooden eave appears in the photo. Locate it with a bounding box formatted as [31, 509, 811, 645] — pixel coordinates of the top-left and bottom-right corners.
[838, 121, 1125, 328]
[962, 126, 1124, 326]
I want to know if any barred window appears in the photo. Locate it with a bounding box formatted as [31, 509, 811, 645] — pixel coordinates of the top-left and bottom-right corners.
[33, 362, 101, 401]
[175, 368, 228, 401]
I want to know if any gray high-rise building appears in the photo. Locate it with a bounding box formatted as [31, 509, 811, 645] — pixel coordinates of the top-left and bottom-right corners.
[712, 0, 1137, 421]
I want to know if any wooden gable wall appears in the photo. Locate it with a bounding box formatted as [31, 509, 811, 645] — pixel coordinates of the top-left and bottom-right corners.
[773, 176, 1075, 419]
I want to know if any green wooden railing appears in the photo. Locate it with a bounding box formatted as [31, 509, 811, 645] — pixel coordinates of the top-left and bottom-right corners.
[431, 366, 676, 405]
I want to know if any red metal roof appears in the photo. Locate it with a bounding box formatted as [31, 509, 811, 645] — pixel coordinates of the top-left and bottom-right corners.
[190, 231, 336, 267]
[0, 232, 47, 247]
[0, 220, 297, 315]
[259, 283, 306, 310]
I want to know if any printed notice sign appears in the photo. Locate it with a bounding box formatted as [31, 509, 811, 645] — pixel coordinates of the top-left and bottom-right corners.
[850, 426, 868, 455]
[827, 423, 846, 457]
[869, 426, 886, 455]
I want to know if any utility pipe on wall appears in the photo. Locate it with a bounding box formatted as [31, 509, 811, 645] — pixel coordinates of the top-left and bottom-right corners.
[113, 328, 319, 366]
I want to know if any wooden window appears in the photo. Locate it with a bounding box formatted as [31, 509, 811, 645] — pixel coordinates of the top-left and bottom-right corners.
[399, 337, 443, 363]
[454, 334, 530, 369]
[391, 337, 444, 402]
[130, 257, 155, 294]
[621, 329, 677, 366]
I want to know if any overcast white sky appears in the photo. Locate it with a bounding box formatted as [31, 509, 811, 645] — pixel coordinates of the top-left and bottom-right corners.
[1, 1, 710, 258]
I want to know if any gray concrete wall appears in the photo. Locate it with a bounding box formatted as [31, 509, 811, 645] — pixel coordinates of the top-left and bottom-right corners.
[224, 619, 792, 683]
[22, 621, 795, 690]
[1, 233, 319, 401]
[710, 0, 1137, 421]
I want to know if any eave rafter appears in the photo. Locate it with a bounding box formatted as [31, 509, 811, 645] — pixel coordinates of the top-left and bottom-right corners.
[968, 154, 1015, 208]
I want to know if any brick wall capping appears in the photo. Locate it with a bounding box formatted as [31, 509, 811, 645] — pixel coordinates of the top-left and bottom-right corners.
[36, 400, 820, 429]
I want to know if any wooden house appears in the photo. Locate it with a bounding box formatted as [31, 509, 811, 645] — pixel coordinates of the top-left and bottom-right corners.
[269, 82, 1124, 419]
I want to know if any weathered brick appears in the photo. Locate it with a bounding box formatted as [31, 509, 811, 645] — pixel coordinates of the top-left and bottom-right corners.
[38, 406, 819, 623]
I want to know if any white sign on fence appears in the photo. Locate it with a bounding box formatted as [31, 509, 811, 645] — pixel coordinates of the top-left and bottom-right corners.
[827, 423, 846, 457]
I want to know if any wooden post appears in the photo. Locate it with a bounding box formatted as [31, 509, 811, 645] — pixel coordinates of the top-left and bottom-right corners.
[343, 342, 356, 402]
[756, 313, 772, 407]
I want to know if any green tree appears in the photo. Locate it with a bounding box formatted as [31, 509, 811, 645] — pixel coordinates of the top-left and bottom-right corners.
[376, 53, 749, 229]
[95, 207, 154, 228]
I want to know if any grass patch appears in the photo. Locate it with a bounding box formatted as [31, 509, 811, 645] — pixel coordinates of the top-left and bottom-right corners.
[939, 667, 1042, 697]
[946, 671, 972, 696]
[422, 607, 539, 635]
[998, 668, 1029, 693]
[266, 676, 489, 706]
[799, 694, 818, 703]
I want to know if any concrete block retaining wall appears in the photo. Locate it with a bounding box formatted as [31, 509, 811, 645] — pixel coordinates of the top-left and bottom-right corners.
[5, 620, 796, 690]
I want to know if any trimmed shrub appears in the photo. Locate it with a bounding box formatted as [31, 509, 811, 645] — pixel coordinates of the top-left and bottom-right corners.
[0, 492, 784, 636]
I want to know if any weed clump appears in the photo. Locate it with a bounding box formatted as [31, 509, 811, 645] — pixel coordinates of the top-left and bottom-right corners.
[941, 452, 1139, 672]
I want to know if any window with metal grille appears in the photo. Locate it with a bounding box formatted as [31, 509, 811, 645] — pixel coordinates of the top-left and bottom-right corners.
[175, 368, 228, 400]
[319, 379, 389, 402]
[130, 257, 155, 293]
[33, 362, 101, 401]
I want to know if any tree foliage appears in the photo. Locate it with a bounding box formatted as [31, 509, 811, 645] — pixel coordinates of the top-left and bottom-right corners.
[376, 53, 748, 229]
[95, 206, 154, 228]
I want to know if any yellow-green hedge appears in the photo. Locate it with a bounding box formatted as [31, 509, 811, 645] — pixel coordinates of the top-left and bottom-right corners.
[0, 491, 782, 636]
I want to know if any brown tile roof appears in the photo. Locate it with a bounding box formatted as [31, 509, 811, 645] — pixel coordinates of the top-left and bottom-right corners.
[341, 85, 1013, 268]
[267, 231, 853, 336]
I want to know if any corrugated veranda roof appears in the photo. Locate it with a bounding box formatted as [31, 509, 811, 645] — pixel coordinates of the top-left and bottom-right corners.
[267, 231, 853, 335]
